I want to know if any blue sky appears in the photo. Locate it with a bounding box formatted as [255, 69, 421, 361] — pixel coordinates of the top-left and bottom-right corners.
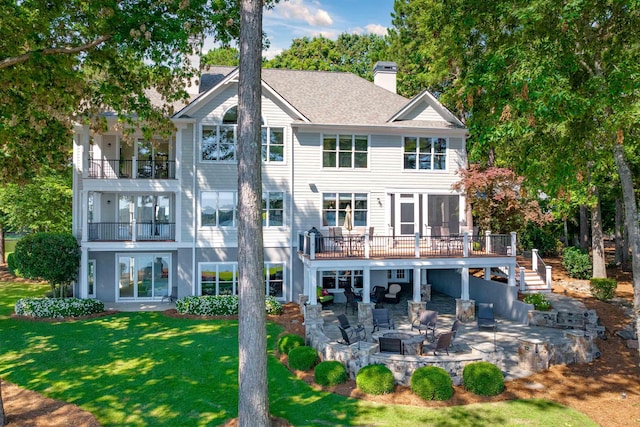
[203, 1, 395, 59]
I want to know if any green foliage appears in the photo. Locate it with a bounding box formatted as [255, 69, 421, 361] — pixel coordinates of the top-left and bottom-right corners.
[175, 295, 282, 316]
[356, 364, 395, 395]
[314, 361, 348, 386]
[562, 247, 592, 279]
[523, 293, 552, 311]
[201, 46, 239, 66]
[287, 346, 318, 371]
[589, 278, 617, 301]
[6, 252, 17, 276]
[276, 333, 305, 356]
[410, 366, 454, 401]
[15, 297, 104, 318]
[463, 362, 505, 396]
[519, 223, 564, 257]
[13, 232, 80, 297]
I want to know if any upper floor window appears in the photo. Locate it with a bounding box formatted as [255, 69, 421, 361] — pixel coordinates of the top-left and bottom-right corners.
[323, 134, 368, 168]
[322, 193, 368, 227]
[201, 191, 237, 227]
[262, 192, 284, 227]
[262, 128, 284, 162]
[403, 137, 447, 170]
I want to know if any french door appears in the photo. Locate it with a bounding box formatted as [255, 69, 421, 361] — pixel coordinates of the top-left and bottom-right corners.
[117, 254, 170, 300]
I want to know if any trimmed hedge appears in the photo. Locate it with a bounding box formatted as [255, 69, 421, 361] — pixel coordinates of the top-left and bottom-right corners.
[288, 346, 318, 371]
[410, 366, 454, 401]
[15, 297, 105, 318]
[175, 295, 282, 316]
[314, 361, 348, 386]
[277, 333, 305, 355]
[590, 278, 617, 301]
[356, 364, 395, 395]
[7, 252, 18, 276]
[562, 247, 592, 279]
[463, 362, 504, 396]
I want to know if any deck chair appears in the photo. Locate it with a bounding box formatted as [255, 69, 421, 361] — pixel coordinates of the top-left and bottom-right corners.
[338, 325, 363, 345]
[477, 303, 497, 330]
[337, 314, 365, 342]
[421, 331, 453, 356]
[411, 310, 438, 341]
[378, 337, 403, 354]
[372, 308, 395, 333]
[371, 286, 386, 308]
[329, 227, 345, 251]
[343, 287, 360, 315]
[384, 283, 402, 304]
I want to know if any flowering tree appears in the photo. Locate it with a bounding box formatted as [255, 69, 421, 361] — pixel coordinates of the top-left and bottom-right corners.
[452, 165, 551, 235]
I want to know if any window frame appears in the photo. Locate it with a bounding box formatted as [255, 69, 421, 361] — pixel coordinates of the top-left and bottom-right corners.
[200, 191, 238, 228]
[403, 136, 448, 171]
[261, 127, 285, 163]
[198, 261, 286, 299]
[321, 192, 368, 227]
[322, 134, 369, 169]
[262, 191, 285, 228]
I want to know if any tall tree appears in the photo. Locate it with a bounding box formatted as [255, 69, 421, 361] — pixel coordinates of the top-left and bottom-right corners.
[202, 46, 240, 67]
[237, 0, 268, 425]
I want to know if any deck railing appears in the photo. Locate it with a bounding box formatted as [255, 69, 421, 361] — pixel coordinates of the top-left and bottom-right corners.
[87, 158, 175, 179]
[299, 231, 516, 260]
[87, 222, 176, 241]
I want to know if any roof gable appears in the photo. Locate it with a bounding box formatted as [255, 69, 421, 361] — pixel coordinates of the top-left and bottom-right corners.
[389, 90, 465, 128]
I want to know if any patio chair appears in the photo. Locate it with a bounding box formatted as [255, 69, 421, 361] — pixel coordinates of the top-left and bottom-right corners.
[378, 337, 403, 354]
[411, 309, 438, 342]
[450, 319, 461, 342]
[384, 283, 402, 304]
[328, 227, 345, 251]
[477, 303, 497, 330]
[421, 331, 453, 356]
[370, 285, 386, 308]
[337, 314, 366, 342]
[343, 287, 360, 315]
[372, 308, 395, 333]
[338, 325, 363, 345]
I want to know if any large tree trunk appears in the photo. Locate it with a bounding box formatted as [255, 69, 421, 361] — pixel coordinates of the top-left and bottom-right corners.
[0, 223, 4, 265]
[0, 378, 5, 427]
[615, 198, 624, 266]
[237, 0, 268, 426]
[613, 142, 640, 360]
[579, 204, 590, 251]
[591, 186, 607, 278]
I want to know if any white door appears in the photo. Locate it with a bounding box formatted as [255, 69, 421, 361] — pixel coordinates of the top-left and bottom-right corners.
[394, 193, 419, 236]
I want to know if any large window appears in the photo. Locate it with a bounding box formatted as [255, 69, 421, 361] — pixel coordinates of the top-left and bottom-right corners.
[323, 134, 368, 168]
[200, 262, 285, 298]
[201, 191, 237, 227]
[322, 193, 368, 227]
[262, 127, 284, 162]
[322, 270, 363, 291]
[118, 254, 170, 300]
[403, 137, 447, 170]
[262, 192, 284, 227]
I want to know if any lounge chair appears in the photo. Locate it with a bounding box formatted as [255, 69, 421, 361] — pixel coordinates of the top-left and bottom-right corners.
[384, 283, 402, 304]
[411, 309, 438, 341]
[421, 331, 453, 356]
[337, 314, 365, 342]
[338, 325, 363, 345]
[372, 308, 395, 333]
[378, 336, 403, 354]
[316, 286, 334, 308]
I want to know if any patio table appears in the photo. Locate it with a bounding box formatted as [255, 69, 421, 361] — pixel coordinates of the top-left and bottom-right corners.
[373, 331, 426, 355]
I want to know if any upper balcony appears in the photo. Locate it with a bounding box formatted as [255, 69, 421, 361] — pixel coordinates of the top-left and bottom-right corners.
[87, 158, 176, 179]
[298, 231, 516, 261]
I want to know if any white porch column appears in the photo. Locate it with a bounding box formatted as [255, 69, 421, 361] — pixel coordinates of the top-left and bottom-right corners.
[510, 232, 517, 256]
[532, 249, 539, 271]
[484, 267, 491, 281]
[485, 230, 492, 253]
[78, 247, 88, 299]
[363, 267, 371, 303]
[412, 266, 421, 302]
[303, 264, 310, 303]
[508, 264, 516, 286]
[461, 267, 470, 300]
[308, 267, 318, 305]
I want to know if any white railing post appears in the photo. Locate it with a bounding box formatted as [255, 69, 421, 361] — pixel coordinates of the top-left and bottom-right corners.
[132, 156, 137, 179]
[532, 249, 539, 272]
[519, 266, 526, 292]
[510, 231, 517, 256]
[364, 233, 370, 258]
[309, 232, 316, 260]
[485, 230, 492, 253]
[463, 232, 469, 257]
[132, 219, 137, 241]
[415, 232, 420, 258]
[546, 265, 552, 291]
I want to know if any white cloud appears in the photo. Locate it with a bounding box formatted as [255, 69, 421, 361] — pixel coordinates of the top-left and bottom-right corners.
[365, 24, 388, 36]
[268, 0, 334, 27]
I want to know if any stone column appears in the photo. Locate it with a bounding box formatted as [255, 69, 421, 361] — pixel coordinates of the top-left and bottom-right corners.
[420, 283, 432, 302]
[456, 298, 475, 322]
[363, 267, 371, 303]
[517, 338, 549, 372]
[358, 302, 375, 331]
[408, 300, 426, 324]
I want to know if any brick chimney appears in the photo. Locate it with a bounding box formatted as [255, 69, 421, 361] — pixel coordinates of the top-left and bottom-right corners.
[373, 61, 397, 94]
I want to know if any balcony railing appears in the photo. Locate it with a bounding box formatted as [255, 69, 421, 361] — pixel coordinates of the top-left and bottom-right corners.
[87, 158, 176, 179]
[299, 231, 516, 260]
[87, 222, 176, 241]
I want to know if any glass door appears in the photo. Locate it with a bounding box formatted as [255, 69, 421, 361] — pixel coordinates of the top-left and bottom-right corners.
[118, 254, 171, 300]
[87, 260, 96, 298]
[395, 193, 418, 236]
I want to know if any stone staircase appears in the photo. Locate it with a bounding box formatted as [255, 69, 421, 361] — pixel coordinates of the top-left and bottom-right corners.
[517, 268, 551, 294]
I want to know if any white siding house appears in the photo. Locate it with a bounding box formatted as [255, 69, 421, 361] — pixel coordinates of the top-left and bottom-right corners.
[72, 63, 519, 317]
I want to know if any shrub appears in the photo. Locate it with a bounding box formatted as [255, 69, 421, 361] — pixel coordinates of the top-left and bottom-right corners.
[15, 297, 104, 318]
[589, 278, 617, 301]
[463, 362, 504, 396]
[288, 346, 318, 371]
[175, 295, 282, 316]
[6, 253, 18, 276]
[410, 366, 454, 401]
[314, 361, 348, 386]
[562, 247, 592, 279]
[519, 223, 564, 257]
[356, 364, 395, 395]
[277, 333, 305, 355]
[523, 293, 552, 311]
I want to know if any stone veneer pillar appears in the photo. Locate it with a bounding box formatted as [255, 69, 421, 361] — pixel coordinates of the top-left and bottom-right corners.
[408, 301, 426, 324]
[420, 283, 432, 302]
[358, 302, 375, 331]
[456, 298, 475, 322]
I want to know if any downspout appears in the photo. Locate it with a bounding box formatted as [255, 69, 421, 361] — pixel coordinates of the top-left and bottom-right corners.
[288, 126, 295, 302]
[192, 122, 198, 296]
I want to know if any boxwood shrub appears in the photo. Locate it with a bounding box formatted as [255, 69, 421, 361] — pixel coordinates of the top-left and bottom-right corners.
[288, 346, 318, 371]
[7, 252, 18, 276]
[523, 293, 552, 311]
[277, 333, 305, 355]
[356, 364, 395, 395]
[463, 361, 504, 396]
[175, 295, 282, 316]
[589, 278, 617, 301]
[562, 247, 592, 279]
[410, 366, 454, 401]
[314, 361, 347, 386]
[15, 297, 105, 318]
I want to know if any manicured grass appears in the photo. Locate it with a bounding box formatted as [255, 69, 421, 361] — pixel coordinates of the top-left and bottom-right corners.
[0, 281, 597, 426]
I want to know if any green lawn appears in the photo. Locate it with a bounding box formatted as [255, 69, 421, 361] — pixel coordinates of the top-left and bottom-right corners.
[3, 237, 18, 262]
[0, 281, 597, 427]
